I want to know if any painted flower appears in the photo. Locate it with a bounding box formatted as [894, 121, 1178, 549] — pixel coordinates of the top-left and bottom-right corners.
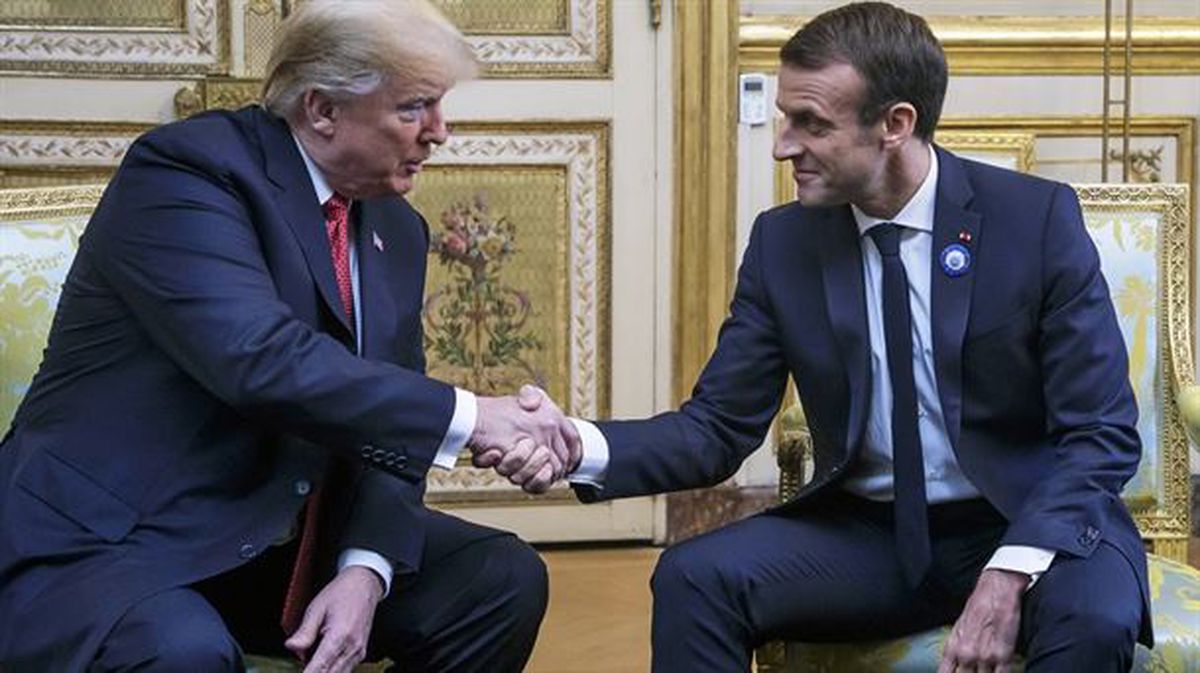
[479, 235, 506, 260]
[443, 231, 468, 257]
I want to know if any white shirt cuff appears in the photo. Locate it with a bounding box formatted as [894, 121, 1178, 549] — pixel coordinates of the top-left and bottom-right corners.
[433, 388, 476, 470]
[338, 548, 394, 597]
[985, 545, 1056, 590]
[566, 418, 609, 487]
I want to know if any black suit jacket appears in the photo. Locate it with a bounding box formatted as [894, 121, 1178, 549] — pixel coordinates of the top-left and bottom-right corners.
[577, 147, 1151, 644]
[0, 106, 453, 671]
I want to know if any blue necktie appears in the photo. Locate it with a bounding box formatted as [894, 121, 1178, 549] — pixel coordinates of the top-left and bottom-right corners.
[867, 223, 932, 587]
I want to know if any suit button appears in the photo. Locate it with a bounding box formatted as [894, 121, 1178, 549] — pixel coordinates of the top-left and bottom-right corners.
[361, 444, 374, 458]
[238, 543, 258, 559]
[394, 454, 408, 469]
[294, 480, 311, 497]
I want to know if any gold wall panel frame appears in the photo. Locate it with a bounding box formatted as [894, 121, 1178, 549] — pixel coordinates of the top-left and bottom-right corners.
[938, 115, 1196, 232]
[458, 0, 611, 78]
[0, 120, 154, 189]
[674, 0, 739, 406]
[0, 0, 230, 77]
[740, 15, 1200, 75]
[1075, 183, 1193, 556]
[417, 121, 611, 503]
[933, 130, 1036, 173]
[432, 0, 570, 36]
[0, 1, 186, 29]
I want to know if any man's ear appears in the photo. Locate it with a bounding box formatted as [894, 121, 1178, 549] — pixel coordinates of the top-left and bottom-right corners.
[880, 102, 917, 149]
[300, 89, 338, 139]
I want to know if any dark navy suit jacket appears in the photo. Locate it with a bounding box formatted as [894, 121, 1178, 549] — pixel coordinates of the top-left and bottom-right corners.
[578, 147, 1151, 644]
[0, 106, 455, 671]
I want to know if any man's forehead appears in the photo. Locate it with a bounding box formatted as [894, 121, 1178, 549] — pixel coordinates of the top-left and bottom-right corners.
[776, 62, 863, 108]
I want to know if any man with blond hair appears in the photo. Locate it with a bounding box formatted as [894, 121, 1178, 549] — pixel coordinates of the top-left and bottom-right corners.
[0, 2, 576, 671]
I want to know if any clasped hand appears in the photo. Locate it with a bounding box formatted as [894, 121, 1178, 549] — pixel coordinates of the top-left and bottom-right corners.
[469, 384, 581, 493]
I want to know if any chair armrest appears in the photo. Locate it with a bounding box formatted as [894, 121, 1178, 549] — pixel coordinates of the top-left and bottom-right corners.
[1175, 384, 1200, 449]
[776, 404, 810, 501]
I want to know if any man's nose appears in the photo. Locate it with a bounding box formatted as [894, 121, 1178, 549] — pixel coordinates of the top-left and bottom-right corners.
[772, 128, 799, 162]
[423, 101, 449, 145]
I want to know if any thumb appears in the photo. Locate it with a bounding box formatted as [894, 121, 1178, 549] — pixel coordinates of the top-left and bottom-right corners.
[284, 605, 323, 658]
[517, 384, 544, 411]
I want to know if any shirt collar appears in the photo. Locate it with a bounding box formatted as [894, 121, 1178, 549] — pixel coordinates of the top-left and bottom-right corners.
[852, 144, 938, 237]
[292, 132, 336, 206]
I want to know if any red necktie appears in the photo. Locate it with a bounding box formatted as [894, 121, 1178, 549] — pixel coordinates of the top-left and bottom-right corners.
[280, 192, 353, 634]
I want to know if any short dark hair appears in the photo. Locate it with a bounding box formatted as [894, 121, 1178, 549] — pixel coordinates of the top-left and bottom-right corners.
[779, 2, 947, 141]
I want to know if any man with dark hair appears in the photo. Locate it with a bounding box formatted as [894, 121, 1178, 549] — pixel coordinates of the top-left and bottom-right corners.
[538, 2, 1150, 671]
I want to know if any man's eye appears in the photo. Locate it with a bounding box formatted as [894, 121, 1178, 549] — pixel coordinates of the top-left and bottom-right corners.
[397, 101, 428, 120]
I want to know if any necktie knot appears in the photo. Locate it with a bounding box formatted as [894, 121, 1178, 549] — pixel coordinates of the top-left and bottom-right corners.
[867, 222, 902, 257]
[323, 192, 350, 223]
[322, 192, 354, 322]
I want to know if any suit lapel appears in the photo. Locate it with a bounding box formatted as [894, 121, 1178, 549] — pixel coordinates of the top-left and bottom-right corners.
[930, 146, 981, 451]
[258, 110, 354, 337]
[818, 207, 872, 455]
[354, 201, 399, 359]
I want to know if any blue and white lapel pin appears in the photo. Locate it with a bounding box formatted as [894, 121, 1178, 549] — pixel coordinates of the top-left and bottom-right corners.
[372, 230, 385, 252]
[939, 230, 972, 277]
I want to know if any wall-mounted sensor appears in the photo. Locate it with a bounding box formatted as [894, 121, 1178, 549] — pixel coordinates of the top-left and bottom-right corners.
[739, 73, 768, 126]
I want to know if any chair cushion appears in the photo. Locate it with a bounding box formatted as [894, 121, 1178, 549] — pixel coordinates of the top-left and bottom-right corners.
[777, 554, 1200, 673]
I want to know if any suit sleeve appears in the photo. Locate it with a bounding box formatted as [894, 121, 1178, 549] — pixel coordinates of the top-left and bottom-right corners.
[577, 215, 790, 501]
[337, 211, 438, 575]
[1000, 183, 1142, 555]
[88, 134, 455, 480]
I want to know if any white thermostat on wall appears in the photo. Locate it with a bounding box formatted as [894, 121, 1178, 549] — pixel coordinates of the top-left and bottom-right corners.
[739, 73, 769, 126]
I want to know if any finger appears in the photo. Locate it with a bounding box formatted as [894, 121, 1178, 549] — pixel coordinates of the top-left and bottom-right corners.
[472, 448, 503, 468]
[303, 631, 341, 673]
[549, 430, 570, 479]
[285, 604, 324, 660]
[936, 650, 957, 673]
[509, 445, 552, 485]
[523, 461, 557, 494]
[327, 639, 360, 673]
[496, 438, 534, 477]
[559, 417, 583, 470]
[517, 384, 544, 411]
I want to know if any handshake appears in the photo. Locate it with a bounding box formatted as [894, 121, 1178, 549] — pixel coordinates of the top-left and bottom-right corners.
[468, 384, 582, 494]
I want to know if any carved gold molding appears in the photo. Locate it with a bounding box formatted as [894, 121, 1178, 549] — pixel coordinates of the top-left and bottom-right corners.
[451, 0, 611, 78]
[740, 15, 1200, 75]
[674, 0, 738, 405]
[0, 183, 106, 218]
[0, 0, 230, 77]
[420, 121, 610, 499]
[0, 120, 155, 188]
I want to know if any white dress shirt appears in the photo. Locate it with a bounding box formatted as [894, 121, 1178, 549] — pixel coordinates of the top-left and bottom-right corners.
[293, 137, 477, 595]
[571, 145, 1053, 585]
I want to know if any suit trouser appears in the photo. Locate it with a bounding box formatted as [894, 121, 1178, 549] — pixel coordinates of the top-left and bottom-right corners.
[650, 490, 1143, 673]
[89, 510, 548, 673]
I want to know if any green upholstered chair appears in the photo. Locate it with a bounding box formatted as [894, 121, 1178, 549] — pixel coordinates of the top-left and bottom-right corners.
[757, 183, 1200, 672]
[0, 185, 101, 430]
[0, 184, 391, 672]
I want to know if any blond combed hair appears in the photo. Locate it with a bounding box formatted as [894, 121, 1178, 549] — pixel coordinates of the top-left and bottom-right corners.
[262, 0, 478, 119]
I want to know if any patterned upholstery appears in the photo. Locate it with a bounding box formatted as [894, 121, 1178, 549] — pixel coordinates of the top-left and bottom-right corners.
[760, 183, 1200, 672]
[0, 185, 102, 430]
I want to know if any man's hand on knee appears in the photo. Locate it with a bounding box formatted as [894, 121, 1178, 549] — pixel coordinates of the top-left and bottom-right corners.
[285, 565, 384, 672]
[938, 568, 1027, 673]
